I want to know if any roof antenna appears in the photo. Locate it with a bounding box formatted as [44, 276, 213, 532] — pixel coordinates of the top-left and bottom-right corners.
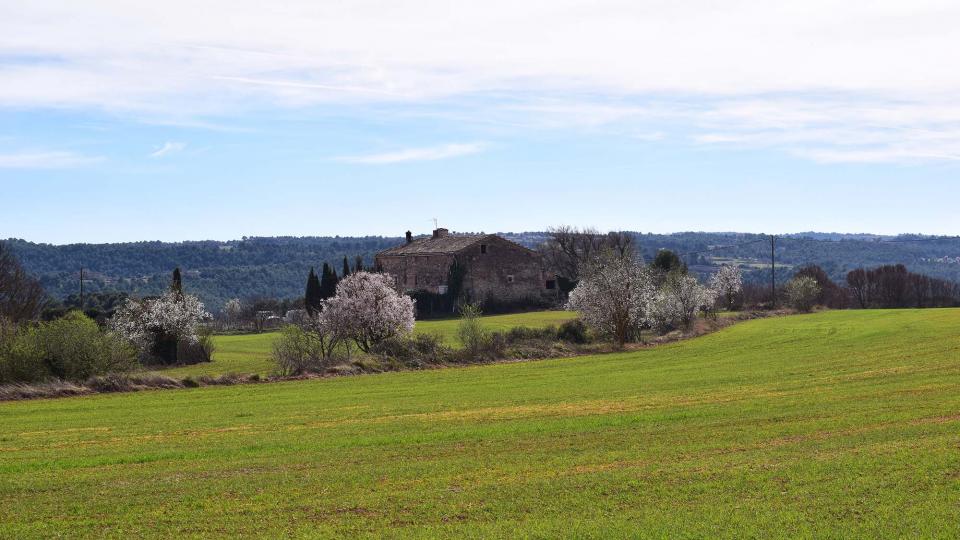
[432, 217, 438, 229]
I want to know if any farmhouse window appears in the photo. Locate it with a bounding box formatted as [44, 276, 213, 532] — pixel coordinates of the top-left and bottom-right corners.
[545, 280, 556, 290]
[507, 275, 514, 283]
[480, 244, 487, 254]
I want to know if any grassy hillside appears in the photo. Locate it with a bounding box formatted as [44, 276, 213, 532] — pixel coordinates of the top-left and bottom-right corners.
[159, 310, 577, 377]
[1, 309, 959, 538]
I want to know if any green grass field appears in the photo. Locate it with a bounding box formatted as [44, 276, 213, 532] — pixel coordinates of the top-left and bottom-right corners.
[159, 310, 577, 377]
[2, 309, 959, 538]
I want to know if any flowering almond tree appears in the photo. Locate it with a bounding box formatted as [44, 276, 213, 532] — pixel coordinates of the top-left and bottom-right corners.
[651, 274, 716, 331]
[566, 252, 655, 347]
[708, 264, 743, 311]
[110, 291, 211, 363]
[321, 271, 415, 352]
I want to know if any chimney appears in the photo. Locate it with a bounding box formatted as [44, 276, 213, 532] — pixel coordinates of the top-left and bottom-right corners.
[432, 228, 449, 239]
[405, 230, 413, 244]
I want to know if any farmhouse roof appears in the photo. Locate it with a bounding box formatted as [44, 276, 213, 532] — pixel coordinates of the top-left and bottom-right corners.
[378, 229, 494, 256]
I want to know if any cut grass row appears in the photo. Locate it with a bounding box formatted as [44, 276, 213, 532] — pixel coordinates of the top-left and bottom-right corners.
[1, 309, 958, 537]
[158, 310, 577, 377]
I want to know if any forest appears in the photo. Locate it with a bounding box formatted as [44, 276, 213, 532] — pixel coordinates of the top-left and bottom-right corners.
[6, 232, 959, 312]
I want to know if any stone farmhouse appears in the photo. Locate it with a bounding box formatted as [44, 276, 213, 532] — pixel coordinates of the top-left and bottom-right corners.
[375, 228, 559, 305]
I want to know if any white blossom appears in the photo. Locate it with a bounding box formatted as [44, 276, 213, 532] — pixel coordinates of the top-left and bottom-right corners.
[223, 298, 243, 323]
[320, 271, 415, 352]
[110, 291, 211, 351]
[708, 264, 743, 310]
[650, 274, 716, 330]
[566, 253, 655, 347]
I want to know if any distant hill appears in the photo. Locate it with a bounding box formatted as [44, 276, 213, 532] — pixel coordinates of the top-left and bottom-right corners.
[6, 232, 959, 312]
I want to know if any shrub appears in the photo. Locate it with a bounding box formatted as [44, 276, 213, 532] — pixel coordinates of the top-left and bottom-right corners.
[557, 319, 591, 344]
[370, 333, 452, 366]
[272, 325, 327, 376]
[504, 325, 557, 343]
[176, 326, 216, 364]
[456, 303, 488, 355]
[785, 276, 821, 312]
[0, 312, 137, 384]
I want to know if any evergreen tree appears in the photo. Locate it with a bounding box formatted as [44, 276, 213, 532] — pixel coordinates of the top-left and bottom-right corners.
[171, 267, 183, 297]
[319, 263, 339, 299]
[353, 255, 364, 273]
[304, 267, 322, 316]
[342, 256, 351, 278]
[651, 250, 687, 275]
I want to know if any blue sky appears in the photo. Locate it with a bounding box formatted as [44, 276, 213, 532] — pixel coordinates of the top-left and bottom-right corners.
[2, 1, 959, 244]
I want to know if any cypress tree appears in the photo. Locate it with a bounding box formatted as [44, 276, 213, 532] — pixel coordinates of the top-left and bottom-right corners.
[305, 267, 322, 316]
[342, 256, 351, 278]
[319, 263, 339, 299]
[354, 255, 364, 273]
[171, 267, 183, 297]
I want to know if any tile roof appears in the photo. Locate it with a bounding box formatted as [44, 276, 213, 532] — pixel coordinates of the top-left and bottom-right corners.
[377, 234, 494, 256]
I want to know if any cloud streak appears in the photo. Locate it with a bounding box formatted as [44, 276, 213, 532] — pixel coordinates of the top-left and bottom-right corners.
[0, 151, 103, 169]
[335, 143, 486, 164]
[4, 1, 960, 163]
[150, 141, 187, 158]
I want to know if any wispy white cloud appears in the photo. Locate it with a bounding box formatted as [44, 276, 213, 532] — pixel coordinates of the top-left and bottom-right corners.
[0, 151, 103, 169]
[149, 141, 186, 158]
[4, 1, 960, 163]
[335, 142, 486, 164]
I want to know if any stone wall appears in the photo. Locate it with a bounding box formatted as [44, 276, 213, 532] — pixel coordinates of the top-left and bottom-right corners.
[375, 235, 559, 305]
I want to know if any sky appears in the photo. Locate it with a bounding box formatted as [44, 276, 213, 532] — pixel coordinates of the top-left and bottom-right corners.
[2, 1, 959, 244]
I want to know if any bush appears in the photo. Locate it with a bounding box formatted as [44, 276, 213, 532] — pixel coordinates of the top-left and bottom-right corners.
[557, 319, 591, 344]
[175, 326, 216, 365]
[504, 325, 557, 343]
[370, 333, 452, 366]
[785, 276, 821, 312]
[0, 312, 137, 384]
[272, 325, 327, 376]
[456, 304, 488, 355]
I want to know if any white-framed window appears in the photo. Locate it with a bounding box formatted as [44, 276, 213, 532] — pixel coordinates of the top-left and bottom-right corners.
[506, 274, 514, 283]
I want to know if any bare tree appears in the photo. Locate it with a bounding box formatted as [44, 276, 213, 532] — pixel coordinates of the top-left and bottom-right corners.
[0, 242, 49, 322]
[539, 226, 637, 289]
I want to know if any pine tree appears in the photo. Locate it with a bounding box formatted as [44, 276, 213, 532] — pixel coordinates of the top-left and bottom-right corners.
[342, 256, 351, 278]
[171, 267, 183, 297]
[305, 267, 322, 316]
[319, 263, 339, 299]
[353, 255, 364, 273]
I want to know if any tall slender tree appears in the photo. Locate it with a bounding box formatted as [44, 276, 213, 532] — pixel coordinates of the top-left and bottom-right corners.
[319, 263, 339, 299]
[304, 267, 322, 316]
[342, 256, 351, 278]
[171, 267, 183, 297]
[353, 255, 364, 273]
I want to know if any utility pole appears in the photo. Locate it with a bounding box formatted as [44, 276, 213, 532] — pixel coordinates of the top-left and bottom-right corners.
[770, 235, 776, 309]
